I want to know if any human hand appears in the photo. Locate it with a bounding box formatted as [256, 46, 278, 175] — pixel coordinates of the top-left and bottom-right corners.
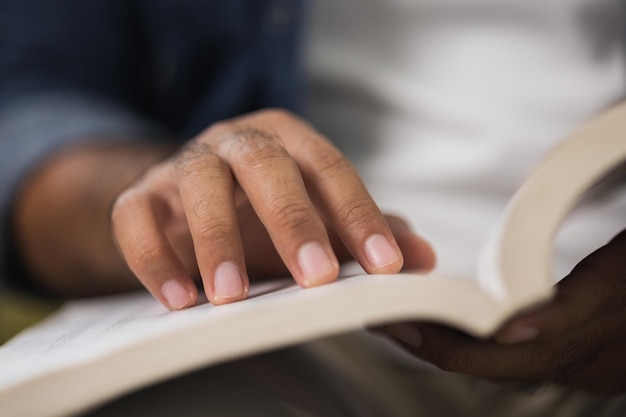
[112, 109, 435, 310]
[384, 229, 626, 395]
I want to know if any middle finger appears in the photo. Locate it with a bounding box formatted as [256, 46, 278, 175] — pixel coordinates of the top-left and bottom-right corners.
[207, 121, 340, 287]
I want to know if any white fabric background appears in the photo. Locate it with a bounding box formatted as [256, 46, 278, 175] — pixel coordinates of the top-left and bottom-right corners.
[306, 0, 626, 280]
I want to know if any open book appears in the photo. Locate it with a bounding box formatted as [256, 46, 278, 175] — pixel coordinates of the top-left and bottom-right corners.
[2, 103, 626, 417]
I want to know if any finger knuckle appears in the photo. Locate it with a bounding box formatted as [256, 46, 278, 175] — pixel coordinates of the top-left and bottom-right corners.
[269, 200, 316, 235]
[132, 243, 169, 271]
[433, 350, 465, 372]
[558, 337, 598, 376]
[227, 129, 287, 168]
[312, 146, 354, 176]
[539, 337, 598, 385]
[336, 198, 380, 231]
[195, 218, 237, 244]
[516, 346, 551, 381]
[174, 141, 223, 176]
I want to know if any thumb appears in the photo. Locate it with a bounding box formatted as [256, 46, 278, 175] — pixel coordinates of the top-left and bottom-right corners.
[495, 235, 626, 345]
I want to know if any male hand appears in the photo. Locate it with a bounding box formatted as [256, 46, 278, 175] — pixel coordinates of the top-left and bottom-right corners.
[111, 109, 435, 309]
[384, 229, 626, 395]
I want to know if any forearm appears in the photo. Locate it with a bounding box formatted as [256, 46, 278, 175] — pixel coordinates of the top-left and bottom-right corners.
[13, 140, 175, 296]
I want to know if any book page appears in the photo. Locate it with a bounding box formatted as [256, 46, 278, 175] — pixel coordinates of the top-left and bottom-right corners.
[0, 279, 294, 389]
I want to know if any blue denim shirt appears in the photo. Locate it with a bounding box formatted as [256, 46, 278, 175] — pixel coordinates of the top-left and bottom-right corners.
[0, 0, 305, 290]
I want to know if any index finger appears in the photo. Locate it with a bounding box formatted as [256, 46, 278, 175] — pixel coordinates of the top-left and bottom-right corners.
[387, 322, 592, 384]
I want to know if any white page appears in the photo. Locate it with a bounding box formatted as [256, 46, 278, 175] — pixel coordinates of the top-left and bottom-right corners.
[0, 279, 295, 389]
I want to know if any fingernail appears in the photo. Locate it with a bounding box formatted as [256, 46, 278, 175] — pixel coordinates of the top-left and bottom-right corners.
[498, 325, 539, 344]
[365, 234, 399, 270]
[161, 280, 192, 310]
[214, 262, 246, 299]
[387, 323, 423, 348]
[298, 242, 337, 286]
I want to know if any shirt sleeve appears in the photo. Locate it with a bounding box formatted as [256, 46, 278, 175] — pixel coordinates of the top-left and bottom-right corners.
[0, 94, 167, 291]
[0, 0, 163, 291]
